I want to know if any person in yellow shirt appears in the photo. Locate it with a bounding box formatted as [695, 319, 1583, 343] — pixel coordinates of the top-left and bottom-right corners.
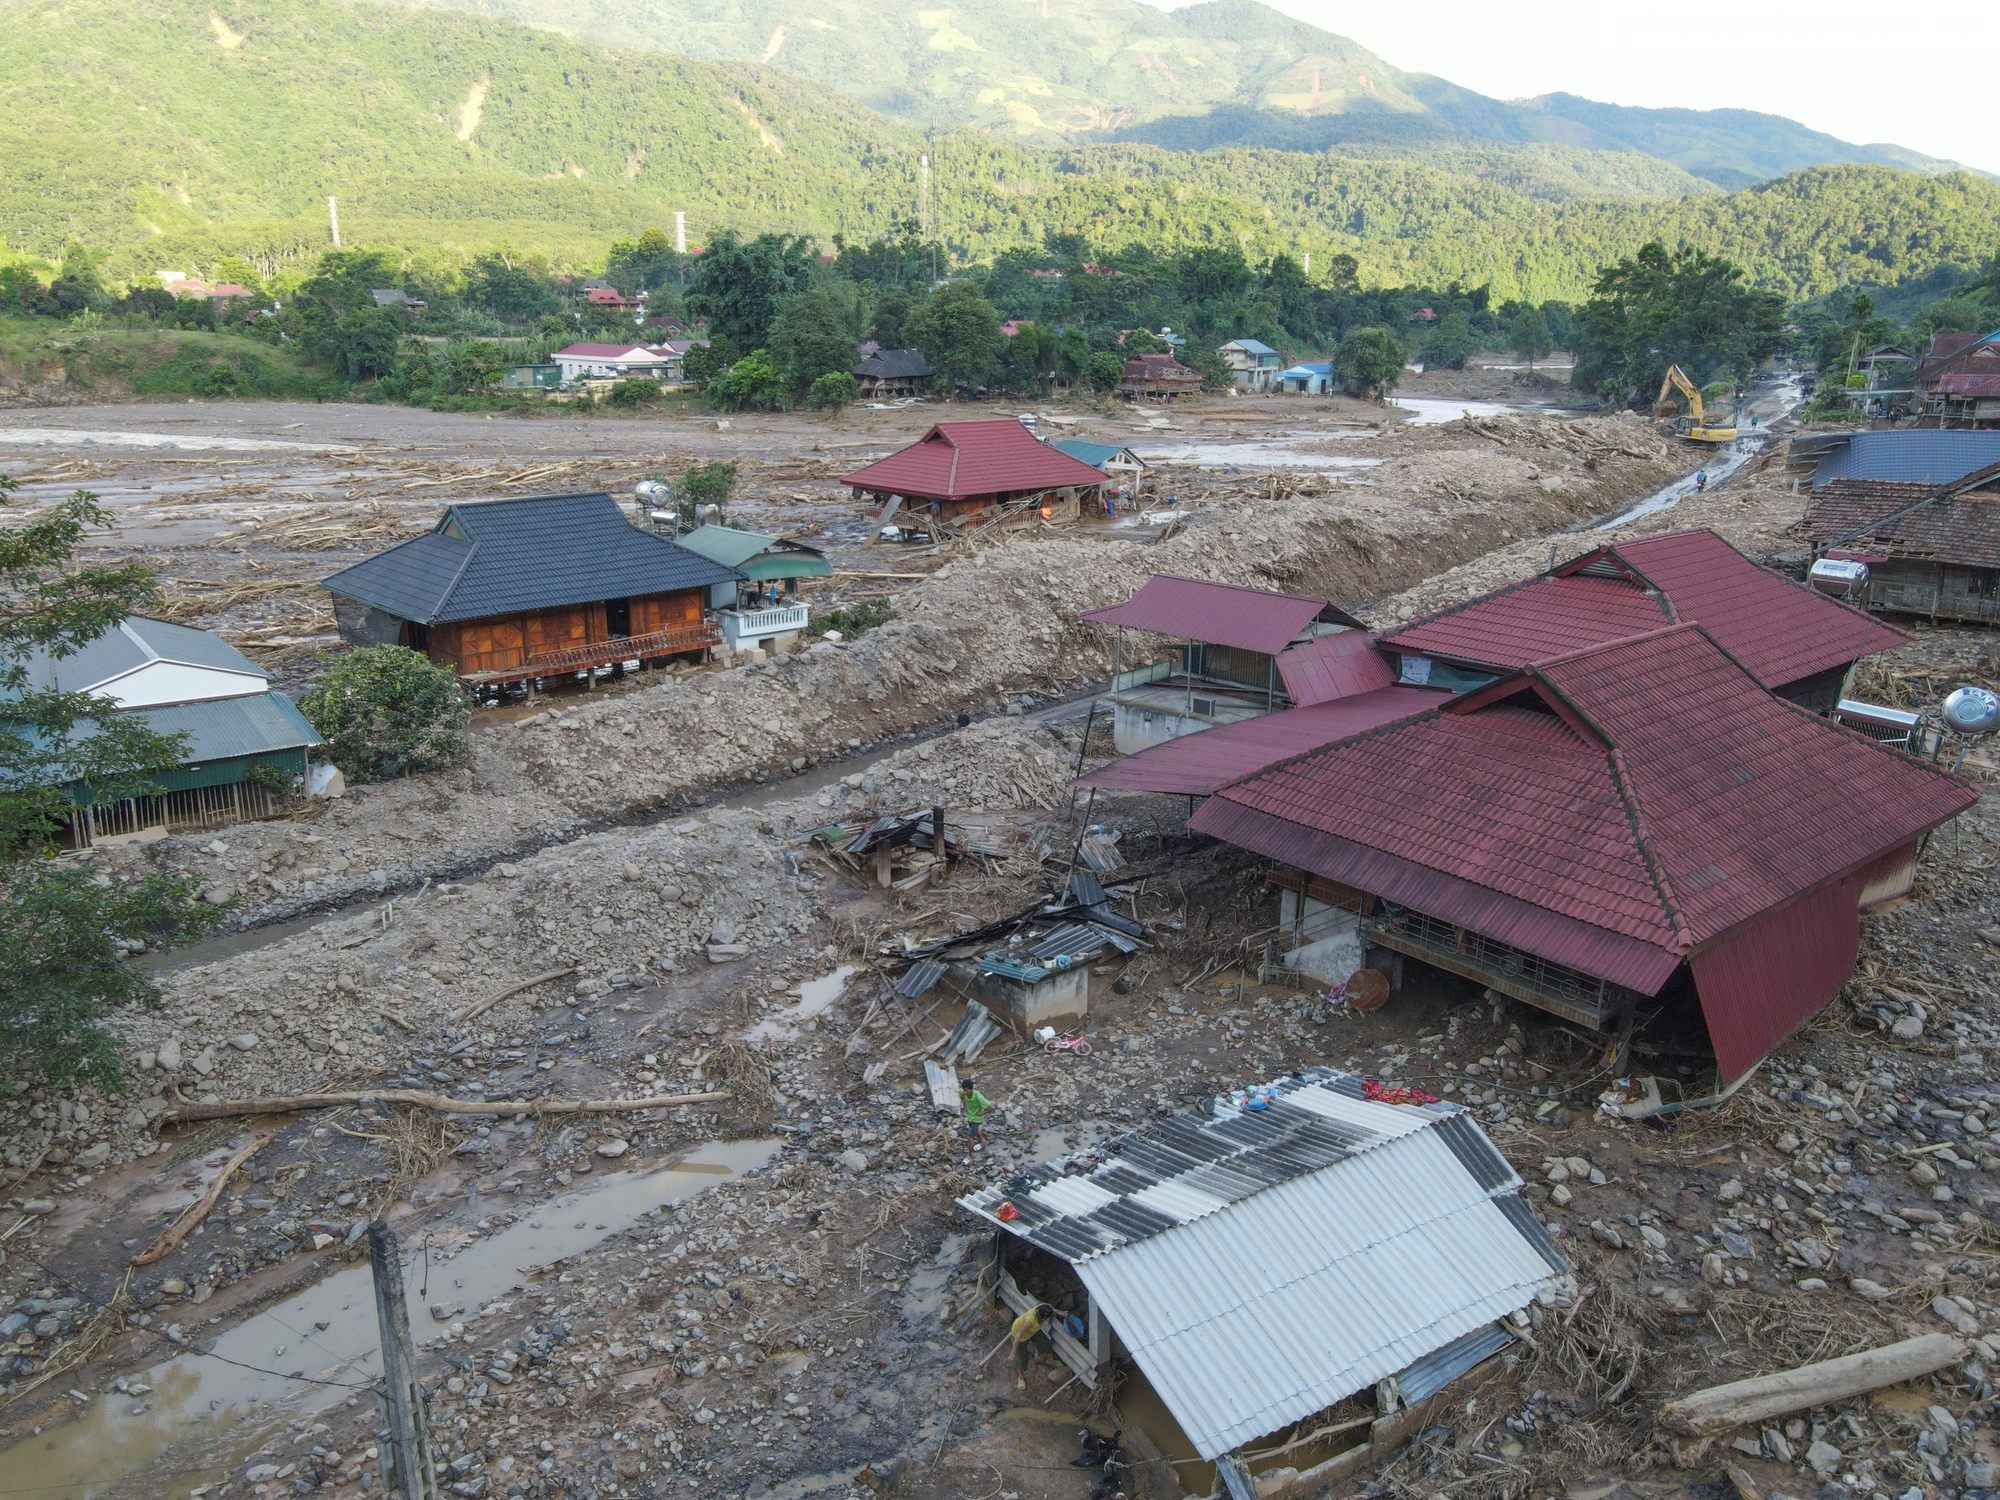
[1010, 1301, 1057, 1389]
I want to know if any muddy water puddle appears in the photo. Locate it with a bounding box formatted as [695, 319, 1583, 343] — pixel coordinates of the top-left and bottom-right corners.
[1390, 396, 1528, 425]
[0, 1139, 778, 1500]
[744, 967, 857, 1044]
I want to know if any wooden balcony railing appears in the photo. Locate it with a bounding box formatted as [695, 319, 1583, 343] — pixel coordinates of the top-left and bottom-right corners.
[458, 621, 721, 685]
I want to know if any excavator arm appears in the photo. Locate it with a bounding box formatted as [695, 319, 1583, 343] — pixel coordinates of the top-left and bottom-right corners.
[1656, 364, 1704, 424]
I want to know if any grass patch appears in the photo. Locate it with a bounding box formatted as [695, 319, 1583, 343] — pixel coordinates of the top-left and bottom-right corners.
[0, 317, 336, 399]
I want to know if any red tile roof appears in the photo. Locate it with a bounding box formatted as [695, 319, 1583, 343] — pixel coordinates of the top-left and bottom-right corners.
[1076, 687, 1436, 797]
[555, 343, 658, 359]
[1191, 624, 1974, 988]
[1081, 575, 1345, 656]
[840, 421, 1106, 501]
[1276, 630, 1396, 705]
[1380, 528, 1904, 690]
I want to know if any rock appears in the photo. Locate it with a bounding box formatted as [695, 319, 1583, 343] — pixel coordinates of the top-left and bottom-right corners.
[1893, 1014, 1926, 1040]
[202, 886, 234, 906]
[1701, 1253, 1726, 1284]
[156, 1038, 182, 1072]
[1933, 1295, 1981, 1335]
[189, 1048, 216, 1077]
[1544, 1163, 1569, 1184]
[1590, 1220, 1624, 1250]
[0, 1313, 27, 1338]
[710, 918, 738, 945]
[227, 1033, 260, 1051]
[1796, 1277, 1828, 1291]
[1913, 1161, 1941, 1186]
[1805, 1439, 1844, 1474]
[1762, 1428, 1793, 1463]
[20, 1199, 55, 1215]
[1966, 1461, 2000, 1488]
[837, 1148, 870, 1172]
[1930, 1405, 1961, 1440]
[1717, 1178, 1744, 1201]
[1851, 1278, 1895, 1301]
[1640, 1225, 1668, 1251]
[1565, 1156, 1591, 1178]
[311, 1233, 334, 1250]
[1719, 1232, 1750, 1259]
[246, 1465, 281, 1483]
[73, 1143, 109, 1168]
[158, 1279, 187, 1296]
[596, 1139, 629, 1159]
[1777, 1131, 1801, 1153]
[621, 863, 643, 882]
[1550, 1183, 1573, 1207]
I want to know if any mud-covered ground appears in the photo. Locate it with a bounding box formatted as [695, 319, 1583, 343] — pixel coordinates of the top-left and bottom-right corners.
[9, 389, 1999, 1500]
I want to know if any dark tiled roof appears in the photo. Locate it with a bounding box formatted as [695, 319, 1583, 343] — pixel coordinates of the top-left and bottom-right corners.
[321, 493, 740, 624]
[1807, 464, 2000, 569]
[855, 349, 930, 379]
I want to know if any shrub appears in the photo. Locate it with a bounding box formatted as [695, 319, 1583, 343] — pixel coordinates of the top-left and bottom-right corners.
[609, 378, 663, 407]
[809, 596, 894, 639]
[298, 645, 470, 781]
[1084, 351, 1126, 393]
[807, 371, 858, 410]
[1335, 326, 1407, 399]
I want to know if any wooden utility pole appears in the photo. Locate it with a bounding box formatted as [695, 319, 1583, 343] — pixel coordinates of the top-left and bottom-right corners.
[368, 1222, 439, 1500]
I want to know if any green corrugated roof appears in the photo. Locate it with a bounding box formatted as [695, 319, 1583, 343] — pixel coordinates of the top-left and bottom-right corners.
[132, 691, 324, 766]
[675, 525, 831, 582]
[1054, 440, 1143, 471]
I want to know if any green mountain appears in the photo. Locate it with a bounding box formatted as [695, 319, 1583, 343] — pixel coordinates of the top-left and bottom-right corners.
[392, 0, 1973, 189]
[3, 0, 1997, 305]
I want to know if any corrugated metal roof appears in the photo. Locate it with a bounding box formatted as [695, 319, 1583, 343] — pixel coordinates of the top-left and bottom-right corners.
[21, 616, 269, 696]
[1190, 624, 1976, 990]
[1054, 440, 1145, 471]
[673, 525, 831, 580]
[322, 492, 741, 624]
[1276, 630, 1396, 706]
[1075, 687, 1437, 797]
[1380, 528, 1903, 692]
[1808, 428, 2000, 488]
[840, 421, 1107, 501]
[128, 690, 324, 765]
[855, 349, 930, 380]
[960, 1070, 1564, 1459]
[1080, 575, 1341, 656]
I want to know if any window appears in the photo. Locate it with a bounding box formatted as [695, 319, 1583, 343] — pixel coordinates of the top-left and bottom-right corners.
[605, 599, 632, 638]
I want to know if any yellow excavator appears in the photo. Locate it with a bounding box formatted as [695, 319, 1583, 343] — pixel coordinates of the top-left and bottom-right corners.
[1654, 364, 1738, 444]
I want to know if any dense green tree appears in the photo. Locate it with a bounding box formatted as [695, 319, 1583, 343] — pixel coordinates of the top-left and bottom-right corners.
[606, 227, 683, 294]
[1335, 326, 1406, 398]
[1570, 241, 1786, 405]
[296, 249, 400, 319]
[768, 289, 860, 392]
[49, 243, 110, 313]
[711, 349, 789, 409]
[685, 232, 818, 351]
[0, 476, 218, 1088]
[447, 340, 507, 394]
[464, 250, 558, 322]
[1186, 347, 1233, 390]
[869, 289, 916, 350]
[327, 309, 404, 381]
[905, 283, 1006, 395]
[1421, 312, 1477, 370]
[1510, 306, 1552, 367]
[1915, 296, 1993, 336]
[680, 337, 739, 387]
[1084, 350, 1126, 393]
[298, 646, 469, 782]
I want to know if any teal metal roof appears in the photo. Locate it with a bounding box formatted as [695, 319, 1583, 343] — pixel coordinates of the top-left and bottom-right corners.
[675, 524, 831, 582]
[131, 691, 324, 766]
[1054, 440, 1146, 472]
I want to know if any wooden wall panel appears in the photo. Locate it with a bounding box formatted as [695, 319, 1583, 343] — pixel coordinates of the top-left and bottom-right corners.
[453, 617, 525, 674]
[527, 608, 588, 658]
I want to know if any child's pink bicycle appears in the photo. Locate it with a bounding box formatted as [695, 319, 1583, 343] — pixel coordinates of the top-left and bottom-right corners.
[1042, 1031, 1093, 1057]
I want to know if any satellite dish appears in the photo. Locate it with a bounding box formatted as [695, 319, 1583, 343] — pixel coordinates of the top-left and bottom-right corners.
[1942, 686, 1999, 736]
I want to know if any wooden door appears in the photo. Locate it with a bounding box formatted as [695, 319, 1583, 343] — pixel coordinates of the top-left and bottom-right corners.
[452, 617, 524, 674]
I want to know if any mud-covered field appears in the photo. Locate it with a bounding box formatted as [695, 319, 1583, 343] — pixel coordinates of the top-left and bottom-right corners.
[12, 381, 1998, 1500]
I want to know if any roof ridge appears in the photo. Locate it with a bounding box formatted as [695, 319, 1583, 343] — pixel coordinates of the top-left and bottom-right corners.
[1602, 744, 1697, 951]
[1145, 572, 1330, 607]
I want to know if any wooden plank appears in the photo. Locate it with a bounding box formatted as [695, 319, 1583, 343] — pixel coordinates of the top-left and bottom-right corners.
[994, 1267, 1096, 1388]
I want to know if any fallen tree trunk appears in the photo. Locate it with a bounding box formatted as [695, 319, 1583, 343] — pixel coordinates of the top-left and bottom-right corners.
[132, 1131, 274, 1265]
[159, 1088, 730, 1125]
[1657, 1332, 1965, 1436]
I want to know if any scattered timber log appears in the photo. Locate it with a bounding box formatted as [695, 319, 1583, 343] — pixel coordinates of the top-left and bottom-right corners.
[132, 1131, 274, 1265]
[453, 965, 580, 1023]
[1657, 1332, 1965, 1436]
[159, 1088, 730, 1125]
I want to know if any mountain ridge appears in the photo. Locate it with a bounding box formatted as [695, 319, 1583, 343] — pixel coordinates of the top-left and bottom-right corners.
[3, 0, 1997, 306]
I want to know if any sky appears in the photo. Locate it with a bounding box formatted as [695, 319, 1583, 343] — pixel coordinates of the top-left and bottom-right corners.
[1153, 0, 2000, 175]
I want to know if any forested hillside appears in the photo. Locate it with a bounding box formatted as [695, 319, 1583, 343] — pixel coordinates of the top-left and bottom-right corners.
[2, 0, 1996, 302]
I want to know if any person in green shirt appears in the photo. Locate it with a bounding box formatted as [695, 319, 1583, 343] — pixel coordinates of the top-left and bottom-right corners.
[960, 1078, 992, 1149]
